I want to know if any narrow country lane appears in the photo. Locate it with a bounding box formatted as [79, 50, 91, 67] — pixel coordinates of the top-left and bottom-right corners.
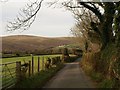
[43, 58, 95, 88]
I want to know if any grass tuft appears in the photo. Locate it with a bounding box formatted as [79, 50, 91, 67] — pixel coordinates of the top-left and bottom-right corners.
[14, 64, 64, 88]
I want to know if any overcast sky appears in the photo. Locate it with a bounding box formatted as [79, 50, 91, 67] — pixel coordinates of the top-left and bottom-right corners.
[0, 0, 75, 37]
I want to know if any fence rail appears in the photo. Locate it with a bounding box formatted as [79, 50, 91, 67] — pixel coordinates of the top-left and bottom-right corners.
[1, 56, 62, 89]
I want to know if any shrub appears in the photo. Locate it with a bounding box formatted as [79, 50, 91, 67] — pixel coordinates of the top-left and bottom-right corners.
[80, 43, 120, 88]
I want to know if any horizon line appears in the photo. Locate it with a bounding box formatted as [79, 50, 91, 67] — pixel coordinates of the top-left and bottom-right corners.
[0, 34, 74, 38]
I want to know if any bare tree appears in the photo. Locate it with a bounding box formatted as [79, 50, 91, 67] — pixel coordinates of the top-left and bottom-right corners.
[63, 1, 120, 49]
[70, 8, 102, 51]
[7, 0, 43, 31]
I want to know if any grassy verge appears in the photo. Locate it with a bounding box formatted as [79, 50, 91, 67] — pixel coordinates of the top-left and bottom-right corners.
[80, 44, 120, 88]
[14, 64, 64, 88]
[88, 70, 117, 88]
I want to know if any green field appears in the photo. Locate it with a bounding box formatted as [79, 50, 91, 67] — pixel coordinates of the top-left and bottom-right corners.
[1, 54, 62, 63]
[1, 54, 62, 88]
[1, 54, 62, 75]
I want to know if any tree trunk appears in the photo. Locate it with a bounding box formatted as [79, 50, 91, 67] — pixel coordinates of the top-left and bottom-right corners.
[101, 3, 115, 50]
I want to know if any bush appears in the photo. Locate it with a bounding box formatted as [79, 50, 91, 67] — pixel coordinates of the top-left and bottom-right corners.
[80, 43, 120, 88]
[99, 79, 115, 88]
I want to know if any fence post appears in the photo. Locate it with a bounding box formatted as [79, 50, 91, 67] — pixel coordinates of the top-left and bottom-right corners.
[16, 61, 21, 84]
[28, 61, 31, 77]
[42, 56, 44, 70]
[38, 56, 40, 72]
[32, 56, 34, 75]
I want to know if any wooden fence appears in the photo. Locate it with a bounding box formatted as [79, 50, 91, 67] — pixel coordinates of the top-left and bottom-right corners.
[1, 56, 62, 89]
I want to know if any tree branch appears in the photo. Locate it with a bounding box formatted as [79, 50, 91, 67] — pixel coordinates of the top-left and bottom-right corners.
[79, 2, 103, 22]
[7, 0, 44, 31]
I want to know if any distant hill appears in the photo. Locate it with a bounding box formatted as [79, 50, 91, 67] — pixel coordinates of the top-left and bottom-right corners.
[1, 35, 76, 54]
